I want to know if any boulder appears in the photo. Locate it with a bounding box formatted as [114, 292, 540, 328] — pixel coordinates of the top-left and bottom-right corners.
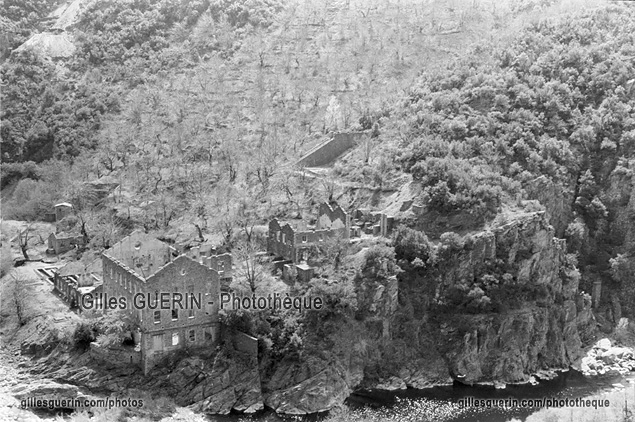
[375, 377, 407, 391]
[595, 338, 612, 352]
[265, 365, 351, 415]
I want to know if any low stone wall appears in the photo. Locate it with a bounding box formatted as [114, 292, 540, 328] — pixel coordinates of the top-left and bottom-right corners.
[89, 342, 141, 368]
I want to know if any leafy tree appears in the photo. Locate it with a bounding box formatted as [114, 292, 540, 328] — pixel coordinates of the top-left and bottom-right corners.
[393, 225, 435, 270]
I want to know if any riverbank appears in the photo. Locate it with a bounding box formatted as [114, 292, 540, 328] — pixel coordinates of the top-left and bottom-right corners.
[326, 372, 635, 422]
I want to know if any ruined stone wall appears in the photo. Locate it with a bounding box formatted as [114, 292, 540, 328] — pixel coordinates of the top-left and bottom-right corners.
[267, 220, 297, 261]
[207, 253, 232, 279]
[316, 203, 350, 238]
[90, 343, 141, 368]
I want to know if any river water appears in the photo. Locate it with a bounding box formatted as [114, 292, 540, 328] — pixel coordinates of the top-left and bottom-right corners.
[208, 370, 635, 422]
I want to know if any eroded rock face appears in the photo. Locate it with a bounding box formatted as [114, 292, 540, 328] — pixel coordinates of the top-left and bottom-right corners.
[401, 211, 595, 386]
[265, 363, 350, 414]
[525, 176, 573, 238]
[184, 354, 264, 414]
[30, 345, 264, 415]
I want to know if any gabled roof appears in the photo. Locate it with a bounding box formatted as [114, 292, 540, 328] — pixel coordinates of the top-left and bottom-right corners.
[103, 230, 175, 280]
[53, 231, 82, 239]
[146, 255, 218, 283]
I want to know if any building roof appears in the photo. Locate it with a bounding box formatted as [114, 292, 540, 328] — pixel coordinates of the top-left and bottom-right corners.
[54, 202, 74, 208]
[296, 263, 313, 271]
[58, 261, 85, 277]
[104, 230, 175, 280]
[54, 231, 82, 239]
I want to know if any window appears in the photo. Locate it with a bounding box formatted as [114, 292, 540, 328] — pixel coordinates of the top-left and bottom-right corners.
[180, 268, 187, 276]
[172, 332, 179, 346]
[302, 235, 307, 243]
[319, 233, 324, 242]
[276, 231, 280, 241]
[189, 329, 196, 342]
[172, 309, 178, 320]
[154, 311, 161, 323]
[282, 233, 286, 243]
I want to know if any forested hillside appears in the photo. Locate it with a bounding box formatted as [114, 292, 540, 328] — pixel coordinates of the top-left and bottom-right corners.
[385, 5, 635, 316]
[2, 0, 566, 235]
[4, 0, 635, 314]
[6, 0, 635, 417]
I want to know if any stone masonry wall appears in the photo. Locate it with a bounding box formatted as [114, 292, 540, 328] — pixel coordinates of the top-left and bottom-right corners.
[297, 132, 365, 168]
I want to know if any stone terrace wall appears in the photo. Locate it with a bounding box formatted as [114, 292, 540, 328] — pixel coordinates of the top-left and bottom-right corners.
[90, 343, 141, 368]
[297, 132, 366, 168]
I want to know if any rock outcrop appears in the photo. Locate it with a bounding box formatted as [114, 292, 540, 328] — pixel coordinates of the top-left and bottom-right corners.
[435, 212, 595, 384]
[579, 338, 635, 376]
[30, 342, 264, 415]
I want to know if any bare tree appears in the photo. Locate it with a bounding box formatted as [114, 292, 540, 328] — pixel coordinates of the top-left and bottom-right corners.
[217, 215, 236, 249]
[233, 240, 269, 294]
[17, 226, 31, 261]
[10, 274, 29, 326]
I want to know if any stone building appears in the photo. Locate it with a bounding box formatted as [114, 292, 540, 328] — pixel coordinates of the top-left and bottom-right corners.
[54, 202, 73, 221]
[267, 202, 352, 265]
[266, 202, 354, 285]
[351, 209, 394, 237]
[47, 232, 85, 255]
[185, 244, 233, 285]
[53, 259, 103, 311]
[102, 231, 221, 374]
[267, 219, 335, 264]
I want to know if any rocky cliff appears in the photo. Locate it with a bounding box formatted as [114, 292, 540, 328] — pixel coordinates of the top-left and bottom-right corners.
[28, 341, 263, 415]
[248, 211, 598, 412]
[375, 210, 595, 387]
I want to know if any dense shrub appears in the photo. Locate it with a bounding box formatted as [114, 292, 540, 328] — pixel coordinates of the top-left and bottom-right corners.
[393, 225, 435, 270]
[73, 321, 98, 350]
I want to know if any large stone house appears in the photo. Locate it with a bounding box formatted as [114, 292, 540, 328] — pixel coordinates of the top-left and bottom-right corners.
[102, 231, 221, 374]
[267, 202, 352, 265]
